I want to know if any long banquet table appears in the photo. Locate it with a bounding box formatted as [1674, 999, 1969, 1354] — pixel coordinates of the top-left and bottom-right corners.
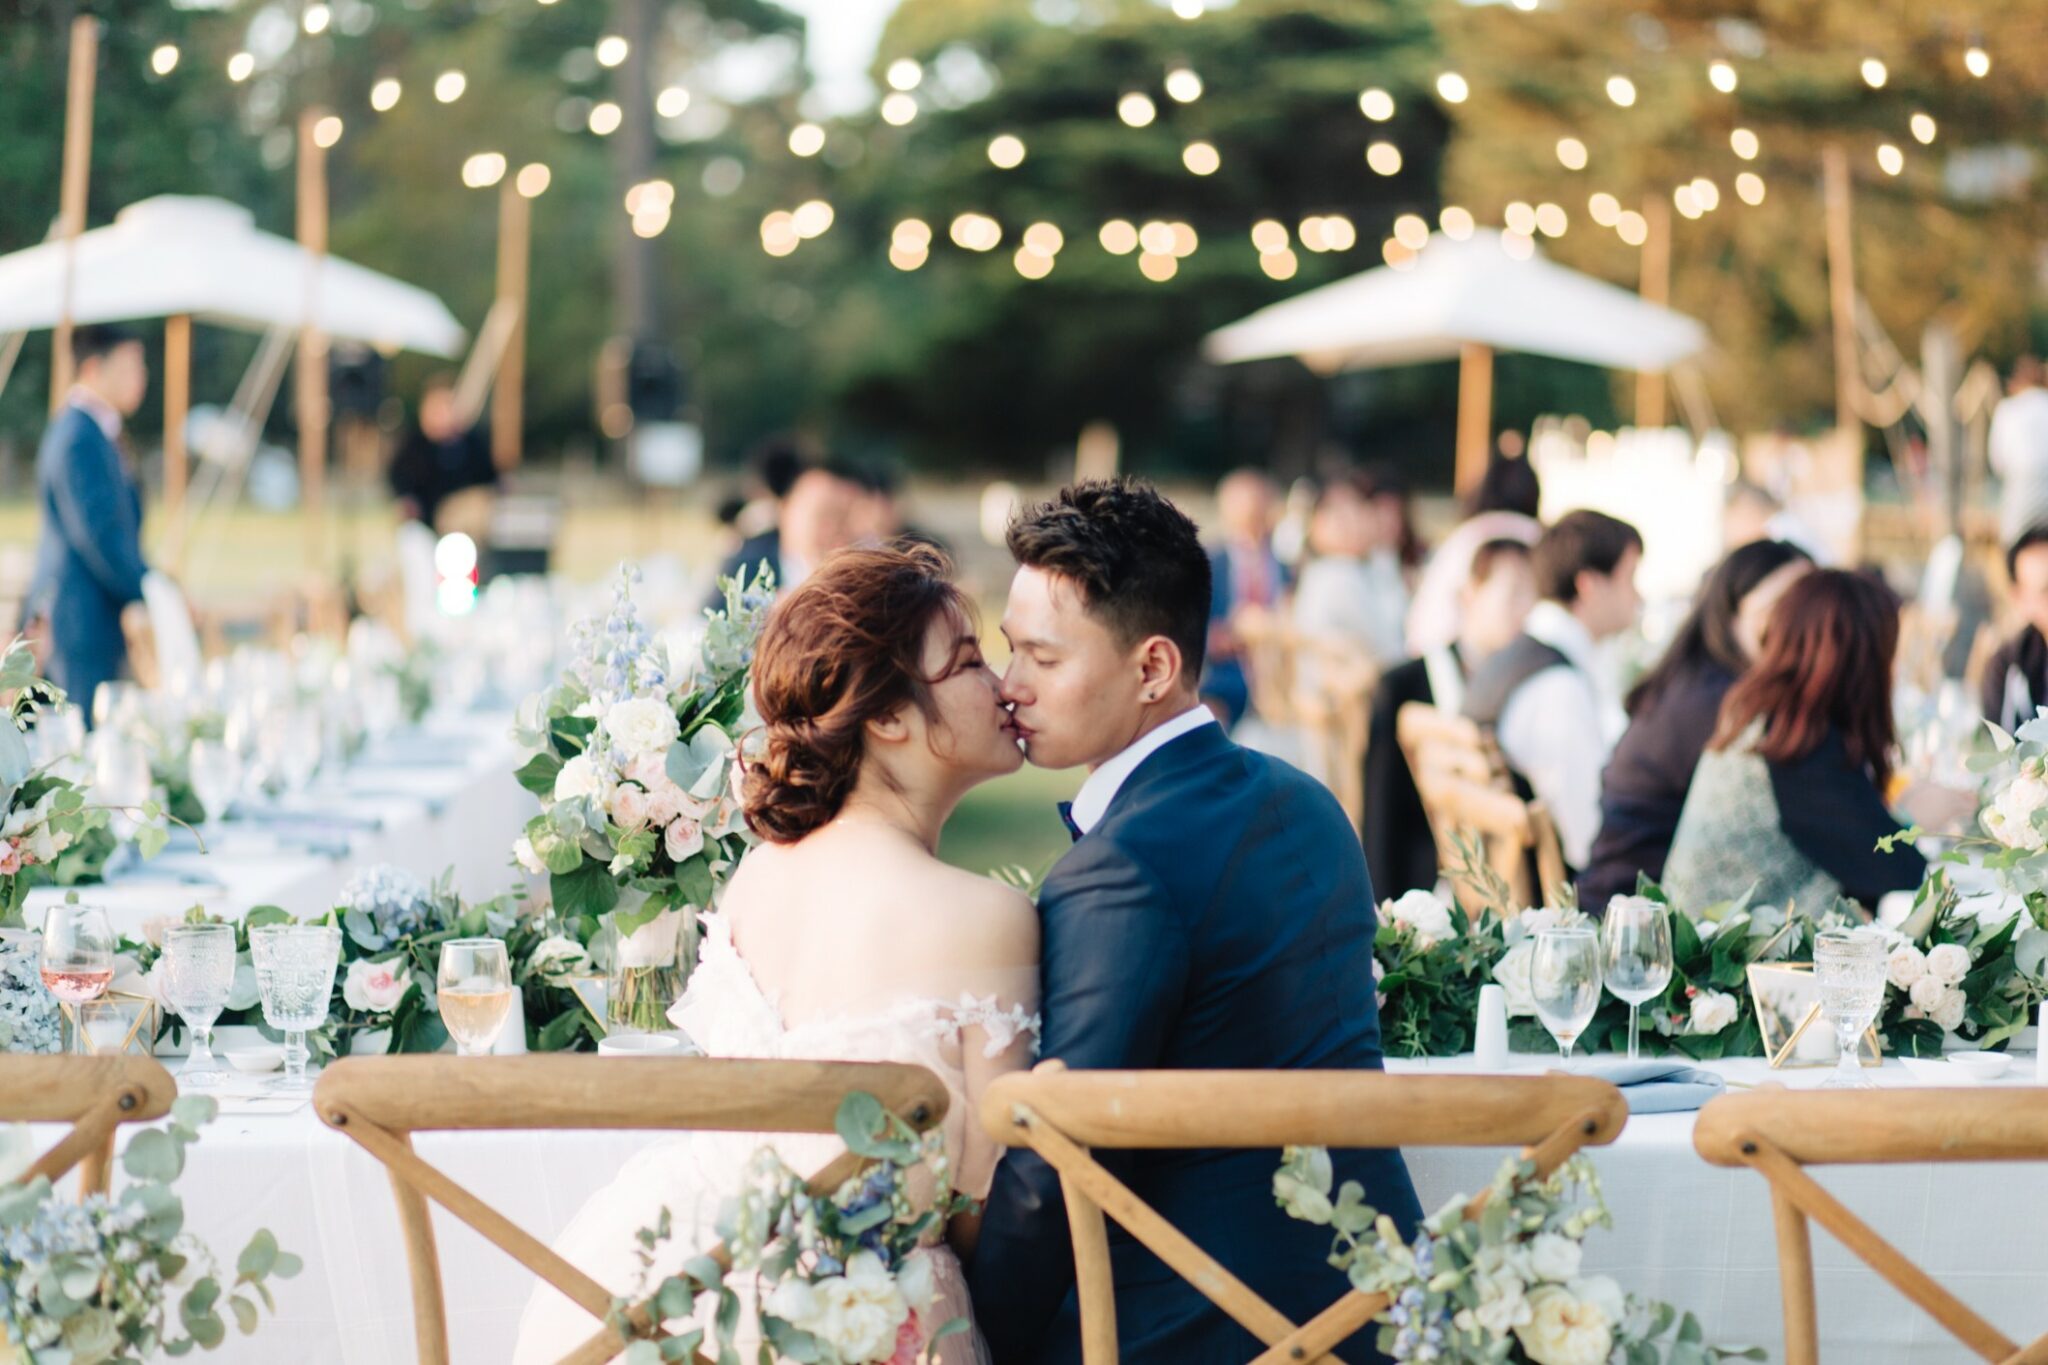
[33, 1053, 2047, 1364]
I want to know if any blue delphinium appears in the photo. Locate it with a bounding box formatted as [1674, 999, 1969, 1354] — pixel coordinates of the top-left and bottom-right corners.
[0, 935, 63, 1054]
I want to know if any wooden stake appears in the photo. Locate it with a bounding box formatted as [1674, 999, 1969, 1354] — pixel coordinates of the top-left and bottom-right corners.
[1635, 196, 1672, 429]
[163, 314, 191, 534]
[296, 109, 331, 572]
[50, 16, 98, 413]
[1455, 342, 1494, 498]
[491, 179, 531, 472]
[1823, 144, 1861, 442]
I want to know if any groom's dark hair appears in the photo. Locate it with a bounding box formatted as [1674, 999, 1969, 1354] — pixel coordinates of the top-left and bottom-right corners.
[1007, 477, 1211, 678]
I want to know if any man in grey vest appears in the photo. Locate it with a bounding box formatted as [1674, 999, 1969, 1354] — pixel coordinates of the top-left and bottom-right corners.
[1462, 510, 1642, 876]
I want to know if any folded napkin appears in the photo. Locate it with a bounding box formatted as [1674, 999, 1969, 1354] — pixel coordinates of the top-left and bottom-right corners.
[1578, 1058, 1727, 1114]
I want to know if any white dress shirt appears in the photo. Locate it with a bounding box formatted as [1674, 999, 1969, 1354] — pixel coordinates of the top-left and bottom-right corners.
[1068, 704, 1218, 835]
[1495, 601, 1617, 869]
[1992, 388, 2048, 544]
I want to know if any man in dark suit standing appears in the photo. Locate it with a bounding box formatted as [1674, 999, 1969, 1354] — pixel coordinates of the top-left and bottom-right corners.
[973, 478, 1420, 1364]
[26, 325, 151, 724]
[705, 463, 862, 610]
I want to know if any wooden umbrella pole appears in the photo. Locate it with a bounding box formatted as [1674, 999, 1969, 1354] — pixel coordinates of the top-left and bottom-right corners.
[491, 178, 531, 472]
[296, 109, 332, 574]
[1635, 196, 1672, 429]
[163, 314, 191, 551]
[1455, 341, 1494, 499]
[50, 15, 98, 413]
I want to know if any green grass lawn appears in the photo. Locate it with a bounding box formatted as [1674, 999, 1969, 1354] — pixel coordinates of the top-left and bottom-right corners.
[937, 761, 1083, 884]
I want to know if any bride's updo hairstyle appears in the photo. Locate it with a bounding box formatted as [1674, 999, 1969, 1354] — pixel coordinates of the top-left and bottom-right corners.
[744, 543, 971, 844]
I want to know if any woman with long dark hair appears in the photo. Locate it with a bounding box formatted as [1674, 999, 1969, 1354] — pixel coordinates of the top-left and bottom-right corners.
[1662, 569, 1927, 912]
[1577, 540, 1811, 910]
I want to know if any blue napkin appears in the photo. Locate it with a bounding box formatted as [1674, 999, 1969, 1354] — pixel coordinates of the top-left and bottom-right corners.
[1578, 1058, 1726, 1114]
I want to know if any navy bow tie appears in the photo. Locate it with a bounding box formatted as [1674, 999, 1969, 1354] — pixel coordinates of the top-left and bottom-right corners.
[1057, 801, 1083, 843]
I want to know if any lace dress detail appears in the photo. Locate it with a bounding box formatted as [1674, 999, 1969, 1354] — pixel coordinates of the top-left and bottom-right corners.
[512, 915, 1034, 1365]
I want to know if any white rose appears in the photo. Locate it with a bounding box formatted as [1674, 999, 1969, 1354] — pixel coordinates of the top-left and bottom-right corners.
[1493, 939, 1537, 1018]
[608, 784, 653, 832]
[1688, 990, 1739, 1036]
[513, 836, 547, 875]
[528, 935, 591, 979]
[1527, 1232, 1582, 1284]
[341, 958, 412, 1013]
[1886, 944, 1926, 989]
[604, 697, 681, 759]
[1568, 1275, 1626, 1327]
[664, 816, 705, 865]
[553, 753, 608, 803]
[1909, 974, 1947, 1013]
[1930, 987, 1968, 1032]
[1985, 775, 2048, 851]
[894, 1250, 938, 1314]
[1925, 942, 1971, 986]
[808, 1251, 909, 1363]
[0, 1122, 36, 1184]
[1386, 890, 1457, 948]
[764, 1277, 821, 1329]
[1472, 1268, 1533, 1336]
[1515, 1283, 1614, 1365]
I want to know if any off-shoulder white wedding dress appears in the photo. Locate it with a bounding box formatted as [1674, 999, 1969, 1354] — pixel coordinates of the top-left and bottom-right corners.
[512, 913, 1038, 1365]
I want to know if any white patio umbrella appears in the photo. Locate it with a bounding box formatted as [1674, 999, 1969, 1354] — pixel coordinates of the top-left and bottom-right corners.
[1204, 230, 1708, 490]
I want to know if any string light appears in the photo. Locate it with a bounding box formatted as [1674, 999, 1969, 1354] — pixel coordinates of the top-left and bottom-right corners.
[370, 77, 401, 112]
[988, 134, 1027, 169]
[1439, 206, 1475, 240]
[1910, 112, 1937, 144]
[1504, 201, 1537, 235]
[893, 219, 933, 252]
[1435, 73, 1469, 104]
[890, 244, 927, 271]
[625, 181, 674, 215]
[761, 211, 799, 256]
[788, 123, 826, 156]
[1606, 76, 1637, 107]
[1730, 128, 1759, 160]
[1876, 142, 1903, 175]
[1861, 58, 1887, 88]
[1170, 222, 1201, 257]
[950, 213, 1002, 251]
[1014, 247, 1053, 279]
[1587, 193, 1620, 226]
[1172, 0, 1204, 18]
[886, 59, 923, 91]
[1023, 222, 1065, 257]
[1358, 88, 1395, 121]
[1510, 0, 1538, 11]
[303, 4, 330, 35]
[227, 52, 255, 83]
[1735, 172, 1765, 205]
[461, 152, 506, 188]
[595, 36, 629, 69]
[1165, 67, 1203, 103]
[1300, 217, 1330, 252]
[1499, 230, 1535, 261]
[1691, 178, 1720, 211]
[1259, 249, 1298, 281]
[1616, 210, 1648, 246]
[1535, 203, 1568, 237]
[313, 115, 344, 149]
[1118, 93, 1157, 127]
[434, 71, 467, 103]
[588, 101, 622, 135]
[880, 93, 917, 126]
[1138, 252, 1177, 282]
[1556, 137, 1588, 170]
[1673, 184, 1702, 219]
[1138, 221, 1176, 255]
[516, 163, 551, 198]
[1393, 214, 1429, 250]
[1250, 220, 1289, 253]
[150, 44, 180, 76]
[1366, 141, 1403, 176]
[657, 86, 691, 118]
[792, 200, 835, 238]
[1964, 46, 1990, 78]
[1708, 60, 1737, 93]
[1320, 216, 1355, 251]
[1182, 141, 1220, 175]
[1382, 238, 1415, 269]
[1100, 220, 1138, 254]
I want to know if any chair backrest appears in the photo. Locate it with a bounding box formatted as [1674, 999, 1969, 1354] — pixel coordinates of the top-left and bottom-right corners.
[0, 1055, 176, 1197]
[1695, 1087, 2048, 1365]
[1232, 603, 1299, 729]
[1398, 703, 1569, 911]
[314, 1055, 950, 1365]
[984, 1065, 1627, 1365]
[1292, 638, 1378, 832]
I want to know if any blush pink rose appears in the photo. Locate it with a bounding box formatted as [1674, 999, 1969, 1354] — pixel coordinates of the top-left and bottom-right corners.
[664, 816, 704, 864]
[885, 1313, 925, 1365]
[0, 842, 21, 877]
[623, 753, 668, 790]
[608, 783, 653, 831]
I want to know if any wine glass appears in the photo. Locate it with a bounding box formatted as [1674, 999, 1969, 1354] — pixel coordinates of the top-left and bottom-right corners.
[249, 923, 341, 1094]
[437, 938, 514, 1056]
[278, 709, 324, 795]
[162, 923, 236, 1087]
[187, 738, 243, 833]
[1815, 927, 1888, 1089]
[1601, 898, 1674, 1060]
[40, 903, 115, 1055]
[1531, 927, 1602, 1062]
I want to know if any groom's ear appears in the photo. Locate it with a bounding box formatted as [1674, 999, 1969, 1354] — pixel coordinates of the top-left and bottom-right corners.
[1134, 634, 1186, 702]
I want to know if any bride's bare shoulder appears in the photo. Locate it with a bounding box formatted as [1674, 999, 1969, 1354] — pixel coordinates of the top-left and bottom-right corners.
[912, 861, 1039, 967]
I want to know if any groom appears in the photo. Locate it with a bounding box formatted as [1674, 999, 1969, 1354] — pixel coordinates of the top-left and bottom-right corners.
[969, 478, 1422, 1363]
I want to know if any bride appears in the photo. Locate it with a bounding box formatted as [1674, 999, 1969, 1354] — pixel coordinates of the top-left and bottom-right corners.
[514, 544, 1040, 1364]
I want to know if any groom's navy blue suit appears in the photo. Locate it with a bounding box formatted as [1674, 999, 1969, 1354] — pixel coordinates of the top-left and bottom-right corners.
[968, 718, 1423, 1364]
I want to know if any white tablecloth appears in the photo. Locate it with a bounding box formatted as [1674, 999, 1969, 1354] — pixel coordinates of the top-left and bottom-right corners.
[23, 710, 531, 938]
[33, 1053, 2048, 1364]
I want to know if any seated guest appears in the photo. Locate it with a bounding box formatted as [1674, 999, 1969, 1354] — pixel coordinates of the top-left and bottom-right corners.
[1579, 540, 1812, 911]
[1981, 525, 2048, 732]
[1364, 537, 1536, 896]
[707, 463, 863, 609]
[1664, 570, 1938, 912]
[1408, 448, 1543, 656]
[1291, 471, 1408, 670]
[1201, 467, 1286, 727]
[1463, 510, 1643, 873]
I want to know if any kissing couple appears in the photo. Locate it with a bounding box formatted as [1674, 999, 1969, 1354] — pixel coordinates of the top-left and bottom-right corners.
[516, 478, 1423, 1364]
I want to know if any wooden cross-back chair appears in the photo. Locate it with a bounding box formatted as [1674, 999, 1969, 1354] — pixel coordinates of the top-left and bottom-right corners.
[313, 1055, 949, 1365]
[1395, 702, 1569, 912]
[984, 1064, 1628, 1365]
[1292, 638, 1379, 834]
[1232, 604, 1301, 729]
[1696, 1087, 2048, 1365]
[0, 1055, 176, 1197]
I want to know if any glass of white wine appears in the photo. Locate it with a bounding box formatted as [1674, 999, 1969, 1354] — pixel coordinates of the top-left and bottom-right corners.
[1531, 927, 1602, 1063]
[438, 939, 514, 1057]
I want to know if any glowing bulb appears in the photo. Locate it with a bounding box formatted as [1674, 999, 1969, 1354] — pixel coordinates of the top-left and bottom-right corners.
[1259, 249, 1298, 281]
[1708, 60, 1737, 93]
[227, 52, 255, 83]
[1588, 193, 1620, 226]
[1366, 142, 1403, 176]
[1511, 0, 1538, 11]
[1250, 220, 1289, 253]
[1730, 128, 1759, 160]
[1138, 252, 1177, 282]
[1556, 137, 1588, 170]
[1861, 58, 1887, 88]
[1435, 73, 1469, 104]
[150, 44, 179, 75]
[1606, 75, 1637, 107]
[1691, 177, 1720, 211]
[889, 244, 927, 271]
[1172, 0, 1203, 17]
[1876, 142, 1903, 176]
[516, 163, 551, 198]
[435, 71, 467, 104]
[1964, 46, 1990, 78]
[595, 36, 630, 68]
[1735, 172, 1765, 205]
[1616, 210, 1648, 246]
[302, 4, 330, 35]
[1139, 221, 1176, 256]
[1910, 112, 1937, 145]
[461, 152, 506, 188]
[1165, 67, 1203, 103]
[1014, 247, 1053, 279]
[792, 200, 835, 238]
[1504, 201, 1537, 235]
[657, 86, 691, 118]
[1499, 230, 1535, 261]
[1358, 88, 1395, 121]
[886, 59, 923, 91]
[1118, 92, 1156, 127]
[761, 211, 799, 255]
[1182, 141, 1220, 175]
[1439, 206, 1475, 240]
[1673, 185, 1702, 219]
[1023, 222, 1064, 257]
[1382, 239, 1415, 267]
[433, 532, 478, 580]
[880, 93, 917, 126]
[893, 219, 932, 251]
[1393, 214, 1429, 250]
[588, 101, 622, 135]
[988, 134, 1027, 169]
[1299, 217, 1329, 252]
[1312, 215, 1349, 249]
[1535, 202, 1567, 237]
[370, 77, 401, 111]
[1100, 220, 1138, 255]
[788, 122, 826, 156]
[313, 115, 344, 149]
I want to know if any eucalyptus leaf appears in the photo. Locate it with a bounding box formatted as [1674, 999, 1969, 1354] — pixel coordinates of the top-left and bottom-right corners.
[238, 1227, 279, 1280]
[123, 1128, 184, 1183]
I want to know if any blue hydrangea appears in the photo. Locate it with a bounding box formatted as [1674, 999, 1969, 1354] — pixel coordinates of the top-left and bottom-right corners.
[336, 864, 436, 940]
[0, 936, 63, 1054]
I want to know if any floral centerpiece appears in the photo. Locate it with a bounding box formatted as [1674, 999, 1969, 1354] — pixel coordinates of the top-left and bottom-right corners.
[1, 641, 115, 928]
[611, 1093, 971, 1365]
[0, 1096, 297, 1359]
[512, 564, 771, 1032]
[1273, 1146, 1763, 1365]
[1867, 866, 2048, 1056]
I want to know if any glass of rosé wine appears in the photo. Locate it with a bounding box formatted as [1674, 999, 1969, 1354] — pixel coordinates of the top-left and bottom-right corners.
[41, 903, 116, 1054]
